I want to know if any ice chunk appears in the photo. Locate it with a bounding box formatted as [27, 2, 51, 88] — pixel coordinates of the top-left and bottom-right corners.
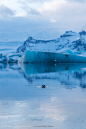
[6, 53, 23, 63]
[60, 31, 77, 37]
[18, 50, 86, 63]
[0, 54, 7, 63]
[79, 31, 86, 35]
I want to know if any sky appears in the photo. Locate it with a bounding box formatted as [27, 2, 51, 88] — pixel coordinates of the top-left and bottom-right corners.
[0, 0, 86, 41]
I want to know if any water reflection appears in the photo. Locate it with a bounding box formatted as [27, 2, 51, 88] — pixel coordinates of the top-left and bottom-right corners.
[18, 63, 86, 89]
[0, 63, 86, 128]
[73, 71, 86, 88]
[19, 63, 86, 75]
[1, 63, 86, 89]
[0, 63, 21, 71]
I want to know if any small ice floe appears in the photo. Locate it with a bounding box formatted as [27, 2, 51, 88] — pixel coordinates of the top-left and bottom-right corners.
[6, 53, 23, 63]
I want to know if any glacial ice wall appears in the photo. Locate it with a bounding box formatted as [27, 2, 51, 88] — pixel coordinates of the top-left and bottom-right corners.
[1, 30, 86, 63]
[16, 31, 86, 55]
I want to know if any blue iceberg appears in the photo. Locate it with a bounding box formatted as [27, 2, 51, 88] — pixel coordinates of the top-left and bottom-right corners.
[18, 50, 86, 63]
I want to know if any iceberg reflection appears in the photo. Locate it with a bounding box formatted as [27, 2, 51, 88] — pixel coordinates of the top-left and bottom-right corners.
[20, 63, 86, 89]
[19, 63, 86, 75]
[1, 63, 86, 89]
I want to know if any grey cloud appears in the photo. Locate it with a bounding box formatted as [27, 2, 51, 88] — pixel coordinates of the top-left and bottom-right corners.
[27, 0, 52, 2]
[67, 0, 86, 2]
[18, 0, 52, 4]
[0, 5, 15, 18]
[29, 8, 40, 15]
[31, 0, 86, 2]
[19, 1, 40, 15]
[24, 7, 40, 15]
[19, 0, 86, 3]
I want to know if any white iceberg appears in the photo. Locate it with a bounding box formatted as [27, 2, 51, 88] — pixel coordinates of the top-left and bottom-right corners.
[16, 31, 86, 55]
[18, 50, 86, 63]
[6, 53, 23, 63]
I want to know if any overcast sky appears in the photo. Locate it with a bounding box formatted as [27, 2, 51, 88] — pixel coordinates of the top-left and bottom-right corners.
[0, 0, 86, 21]
[0, 0, 86, 41]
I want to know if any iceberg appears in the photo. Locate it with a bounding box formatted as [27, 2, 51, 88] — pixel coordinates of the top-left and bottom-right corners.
[0, 55, 7, 63]
[1, 30, 86, 63]
[18, 50, 86, 63]
[16, 31, 86, 55]
[0, 53, 23, 63]
[6, 53, 23, 63]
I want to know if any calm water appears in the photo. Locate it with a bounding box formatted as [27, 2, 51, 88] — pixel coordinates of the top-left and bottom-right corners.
[0, 63, 86, 129]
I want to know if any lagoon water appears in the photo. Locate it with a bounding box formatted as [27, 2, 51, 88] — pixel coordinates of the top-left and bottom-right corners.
[0, 41, 86, 129]
[0, 63, 86, 129]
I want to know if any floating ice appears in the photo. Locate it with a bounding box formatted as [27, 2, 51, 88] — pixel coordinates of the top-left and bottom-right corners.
[16, 30, 86, 55]
[0, 54, 7, 63]
[6, 53, 23, 63]
[1, 30, 86, 63]
[18, 50, 86, 63]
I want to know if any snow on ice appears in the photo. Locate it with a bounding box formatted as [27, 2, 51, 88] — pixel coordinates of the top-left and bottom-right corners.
[1, 30, 86, 63]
